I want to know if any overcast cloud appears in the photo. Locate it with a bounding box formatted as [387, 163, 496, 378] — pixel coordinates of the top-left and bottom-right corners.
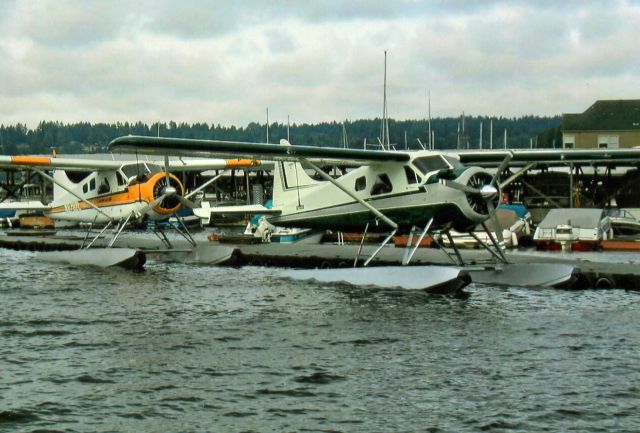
[1, 0, 638, 128]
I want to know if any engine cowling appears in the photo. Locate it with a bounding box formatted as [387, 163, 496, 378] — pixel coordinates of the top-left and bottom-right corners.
[147, 172, 184, 215]
[445, 166, 501, 232]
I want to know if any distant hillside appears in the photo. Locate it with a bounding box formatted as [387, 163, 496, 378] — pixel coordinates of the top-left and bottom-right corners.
[0, 116, 562, 155]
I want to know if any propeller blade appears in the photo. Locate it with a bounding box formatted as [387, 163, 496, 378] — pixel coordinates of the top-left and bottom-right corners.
[177, 195, 197, 209]
[486, 199, 504, 245]
[164, 155, 170, 185]
[491, 151, 513, 187]
[139, 193, 168, 217]
[442, 179, 482, 195]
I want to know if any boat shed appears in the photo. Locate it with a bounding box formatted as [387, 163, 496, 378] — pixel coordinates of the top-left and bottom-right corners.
[562, 99, 640, 149]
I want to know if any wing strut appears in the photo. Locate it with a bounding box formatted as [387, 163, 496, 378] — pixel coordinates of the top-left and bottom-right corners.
[301, 158, 398, 230]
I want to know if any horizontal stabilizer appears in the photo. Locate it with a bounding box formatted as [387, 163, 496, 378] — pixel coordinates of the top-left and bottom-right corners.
[0, 201, 51, 211]
[193, 203, 282, 218]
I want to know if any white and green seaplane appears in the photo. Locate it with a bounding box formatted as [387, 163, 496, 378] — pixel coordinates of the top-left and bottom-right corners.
[109, 136, 580, 291]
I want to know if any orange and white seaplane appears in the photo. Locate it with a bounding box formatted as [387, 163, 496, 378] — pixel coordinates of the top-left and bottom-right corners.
[0, 154, 258, 268]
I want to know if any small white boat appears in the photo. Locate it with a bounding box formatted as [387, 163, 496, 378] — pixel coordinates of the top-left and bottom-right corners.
[445, 205, 532, 248]
[244, 216, 318, 244]
[608, 209, 640, 236]
[533, 208, 612, 251]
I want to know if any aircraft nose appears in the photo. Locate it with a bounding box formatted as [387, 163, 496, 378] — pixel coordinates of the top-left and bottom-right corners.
[163, 185, 177, 196]
[480, 184, 498, 199]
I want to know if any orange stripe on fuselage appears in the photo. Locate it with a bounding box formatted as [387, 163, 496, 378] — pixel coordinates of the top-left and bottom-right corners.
[225, 159, 260, 169]
[11, 156, 51, 166]
[47, 172, 182, 216]
[48, 188, 150, 214]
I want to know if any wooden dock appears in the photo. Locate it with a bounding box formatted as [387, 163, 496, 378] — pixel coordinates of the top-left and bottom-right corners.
[1, 231, 639, 290]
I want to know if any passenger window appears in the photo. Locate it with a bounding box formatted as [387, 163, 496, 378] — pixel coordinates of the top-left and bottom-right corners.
[90, 178, 96, 191]
[98, 178, 110, 194]
[404, 166, 418, 184]
[83, 183, 88, 193]
[355, 176, 366, 191]
[116, 171, 126, 186]
[371, 174, 393, 195]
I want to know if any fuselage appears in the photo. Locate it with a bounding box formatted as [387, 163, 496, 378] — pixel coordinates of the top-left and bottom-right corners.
[268, 150, 497, 232]
[47, 163, 183, 224]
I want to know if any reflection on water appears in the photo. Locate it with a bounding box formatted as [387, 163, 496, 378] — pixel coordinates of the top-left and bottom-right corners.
[1, 247, 639, 432]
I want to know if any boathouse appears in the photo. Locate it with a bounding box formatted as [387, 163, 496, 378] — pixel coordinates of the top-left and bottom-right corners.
[562, 99, 640, 149]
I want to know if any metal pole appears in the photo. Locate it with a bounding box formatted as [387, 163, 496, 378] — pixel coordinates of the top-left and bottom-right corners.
[569, 163, 574, 208]
[490, 119, 493, 149]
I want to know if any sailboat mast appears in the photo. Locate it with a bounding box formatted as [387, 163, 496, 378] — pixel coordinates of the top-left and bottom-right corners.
[380, 49, 389, 151]
[428, 89, 432, 150]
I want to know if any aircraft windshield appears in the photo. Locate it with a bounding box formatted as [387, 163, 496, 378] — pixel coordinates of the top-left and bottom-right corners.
[412, 156, 450, 175]
[443, 155, 463, 168]
[121, 163, 153, 178]
[145, 164, 162, 173]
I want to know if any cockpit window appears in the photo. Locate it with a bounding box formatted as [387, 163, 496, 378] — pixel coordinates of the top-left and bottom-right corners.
[144, 163, 162, 174]
[443, 155, 463, 168]
[404, 166, 419, 184]
[121, 163, 151, 179]
[116, 171, 127, 186]
[412, 156, 449, 175]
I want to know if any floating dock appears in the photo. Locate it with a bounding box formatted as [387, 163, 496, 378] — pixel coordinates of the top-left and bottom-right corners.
[1, 230, 640, 290]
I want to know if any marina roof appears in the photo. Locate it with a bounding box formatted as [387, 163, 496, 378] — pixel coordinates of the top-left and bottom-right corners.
[563, 99, 640, 131]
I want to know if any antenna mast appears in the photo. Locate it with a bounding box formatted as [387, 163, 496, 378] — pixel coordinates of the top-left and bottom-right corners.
[428, 89, 432, 150]
[380, 49, 389, 151]
[266, 108, 269, 144]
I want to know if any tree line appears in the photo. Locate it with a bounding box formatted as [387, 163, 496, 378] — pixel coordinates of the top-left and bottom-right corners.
[0, 116, 562, 155]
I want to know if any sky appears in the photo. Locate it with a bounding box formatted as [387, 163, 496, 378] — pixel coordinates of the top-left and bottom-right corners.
[1, 0, 638, 128]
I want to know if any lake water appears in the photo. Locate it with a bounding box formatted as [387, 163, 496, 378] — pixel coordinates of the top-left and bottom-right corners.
[1, 246, 639, 432]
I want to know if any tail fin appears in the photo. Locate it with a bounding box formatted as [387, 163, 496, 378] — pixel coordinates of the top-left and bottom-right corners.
[51, 170, 82, 207]
[272, 139, 320, 209]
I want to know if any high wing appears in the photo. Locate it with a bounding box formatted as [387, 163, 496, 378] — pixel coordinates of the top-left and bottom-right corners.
[109, 136, 411, 164]
[0, 155, 125, 171]
[448, 148, 640, 166]
[0, 154, 258, 172]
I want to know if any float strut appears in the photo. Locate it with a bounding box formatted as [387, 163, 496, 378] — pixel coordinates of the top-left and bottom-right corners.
[354, 222, 369, 267]
[364, 229, 397, 267]
[403, 218, 434, 265]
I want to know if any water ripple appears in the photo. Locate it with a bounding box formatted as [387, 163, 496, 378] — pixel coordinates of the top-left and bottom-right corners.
[2, 244, 640, 432]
